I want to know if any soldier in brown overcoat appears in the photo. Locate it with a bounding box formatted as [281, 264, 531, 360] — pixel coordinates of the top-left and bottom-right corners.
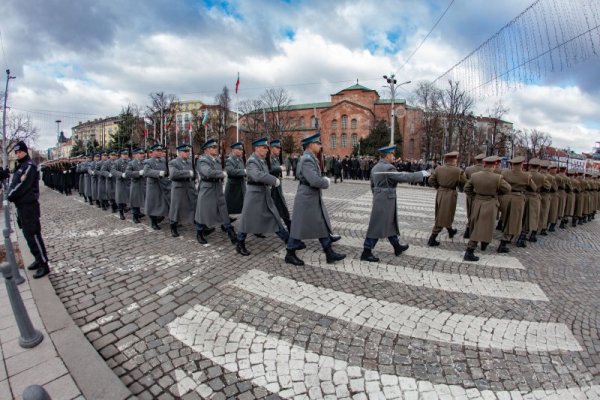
[547, 164, 560, 232]
[538, 161, 552, 235]
[463, 153, 485, 239]
[463, 156, 511, 261]
[557, 166, 571, 229]
[427, 151, 467, 247]
[525, 158, 550, 242]
[498, 156, 537, 252]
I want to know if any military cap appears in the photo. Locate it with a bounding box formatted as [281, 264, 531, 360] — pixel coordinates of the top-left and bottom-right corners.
[150, 144, 165, 151]
[444, 151, 459, 158]
[120, 149, 129, 154]
[509, 155, 525, 164]
[549, 163, 558, 169]
[252, 137, 269, 147]
[528, 158, 541, 166]
[101, 151, 108, 156]
[109, 149, 118, 155]
[474, 153, 486, 161]
[230, 142, 244, 150]
[133, 148, 145, 154]
[301, 132, 321, 146]
[377, 144, 396, 154]
[539, 160, 550, 168]
[559, 165, 567, 170]
[176, 143, 191, 151]
[269, 139, 282, 148]
[14, 141, 28, 153]
[483, 156, 500, 163]
[201, 139, 218, 150]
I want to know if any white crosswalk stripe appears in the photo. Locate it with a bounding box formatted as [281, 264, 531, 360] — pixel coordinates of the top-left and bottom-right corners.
[168, 305, 597, 399]
[229, 270, 582, 352]
[330, 221, 466, 243]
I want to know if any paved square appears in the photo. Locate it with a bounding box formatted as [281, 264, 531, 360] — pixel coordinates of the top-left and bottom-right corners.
[41, 182, 600, 399]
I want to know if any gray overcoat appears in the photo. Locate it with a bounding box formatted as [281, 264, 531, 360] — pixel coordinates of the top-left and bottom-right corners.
[225, 155, 246, 214]
[81, 162, 92, 198]
[269, 155, 290, 223]
[168, 157, 197, 224]
[144, 157, 171, 217]
[111, 158, 130, 205]
[103, 159, 116, 200]
[77, 163, 86, 195]
[96, 160, 107, 201]
[366, 160, 422, 238]
[195, 154, 229, 227]
[126, 159, 146, 208]
[238, 154, 283, 234]
[89, 161, 98, 200]
[289, 150, 332, 239]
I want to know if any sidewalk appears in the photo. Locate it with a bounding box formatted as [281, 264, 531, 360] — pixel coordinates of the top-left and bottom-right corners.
[0, 210, 131, 400]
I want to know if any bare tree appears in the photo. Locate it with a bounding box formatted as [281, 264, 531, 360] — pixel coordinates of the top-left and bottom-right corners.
[411, 81, 443, 161]
[5, 113, 39, 154]
[515, 128, 552, 159]
[486, 100, 509, 155]
[214, 86, 231, 144]
[260, 88, 293, 140]
[145, 92, 179, 148]
[440, 80, 474, 159]
[238, 98, 266, 141]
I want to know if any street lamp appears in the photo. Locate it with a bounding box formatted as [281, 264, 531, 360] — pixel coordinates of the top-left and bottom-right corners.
[383, 74, 411, 146]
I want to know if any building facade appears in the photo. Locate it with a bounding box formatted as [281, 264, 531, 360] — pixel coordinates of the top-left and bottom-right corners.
[72, 117, 120, 148]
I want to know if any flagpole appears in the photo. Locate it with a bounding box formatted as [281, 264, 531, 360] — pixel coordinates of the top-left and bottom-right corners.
[144, 121, 147, 151]
[236, 92, 239, 143]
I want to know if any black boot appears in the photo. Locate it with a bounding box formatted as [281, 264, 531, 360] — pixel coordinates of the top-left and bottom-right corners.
[285, 249, 304, 266]
[196, 229, 207, 244]
[528, 231, 537, 242]
[447, 227, 458, 238]
[236, 241, 251, 256]
[360, 249, 379, 262]
[27, 260, 40, 270]
[480, 242, 489, 251]
[548, 223, 556, 232]
[226, 227, 237, 244]
[111, 202, 118, 213]
[204, 227, 215, 236]
[254, 234, 266, 238]
[170, 223, 180, 237]
[559, 219, 566, 229]
[119, 209, 126, 220]
[427, 234, 440, 247]
[392, 242, 409, 256]
[33, 263, 50, 279]
[496, 220, 503, 231]
[133, 213, 141, 224]
[324, 246, 345, 264]
[329, 233, 341, 243]
[463, 227, 470, 239]
[516, 232, 527, 248]
[572, 217, 578, 227]
[463, 248, 479, 262]
[578, 217, 583, 225]
[540, 229, 548, 236]
[588, 214, 593, 222]
[96, 200, 101, 208]
[497, 240, 510, 253]
[151, 217, 161, 230]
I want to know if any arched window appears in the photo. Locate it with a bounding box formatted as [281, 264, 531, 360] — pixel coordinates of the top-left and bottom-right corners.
[299, 117, 305, 128]
[341, 115, 348, 130]
[331, 135, 337, 149]
[351, 118, 357, 129]
[409, 138, 415, 158]
[341, 133, 347, 148]
[310, 116, 316, 128]
[331, 120, 337, 130]
[351, 133, 358, 147]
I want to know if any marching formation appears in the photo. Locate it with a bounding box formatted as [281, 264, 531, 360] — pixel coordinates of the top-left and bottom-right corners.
[42, 142, 599, 267]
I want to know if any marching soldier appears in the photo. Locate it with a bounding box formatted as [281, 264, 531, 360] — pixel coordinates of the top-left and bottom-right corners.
[538, 161, 552, 235]
[546, 164, 560, 232]
[195, 139, 237, 244]
[284, 133, 345, 266]
[235, 138, 289, 256]
[143, 144, 171, 230]
[77, 156, 87, 198]
[361, 145, 424, 262]
[104, 150, 119, 213]
[89, 153, 101, 207]
[126, 148, 146, 223]
[97, 152, 109, 210]
[557, 166, 571, 228]
[524, 158, 550, 242]
[111, 149, 131, 220]
[168, 144, 197, 237]
[498, 156, 536, 252]
[463, 156, 511, 261]
[269, 139, 292, 232]
[463, 153, 486, 239]
[427, 151, 466, 247]
[225, 142, 246, 221]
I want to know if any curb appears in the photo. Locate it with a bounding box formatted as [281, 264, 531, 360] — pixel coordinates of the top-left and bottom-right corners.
[16, 229, 132, 400]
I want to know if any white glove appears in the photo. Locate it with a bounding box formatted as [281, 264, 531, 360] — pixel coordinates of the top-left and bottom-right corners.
[109, 173, 113, 178]
[222, 171, 228, 178]
[189, 170, 194, 177]
[324, 177, 331, 185]
[244, 169, 247, 174]
[122, 173, 126, 179]
[275, 178, 281, 187]
[91, 171, 95, 175]
[63, 170, 67, 174]
[159, 171, 165, 177]
[139, 169, 145, 176]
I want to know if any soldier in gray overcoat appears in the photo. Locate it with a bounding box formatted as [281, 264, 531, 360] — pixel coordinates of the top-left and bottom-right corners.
[89, 153, 100, 207]
[111, 149, 131, 220]
[225, 142, 246, 217]
[360, 145, 424, 262]
[77, 157, 87, 198]
[268, 139, 291, 232]
[104, 151, 119, 213]
[81, 157, 93, 204]
[126, 148, 146, 223]
[285, 133, 345, 266]
[235, 138, 289, 256]
[143, 144, 171, 230]
[168, 144, 197, 237]
[96, 153, 108, 210]
[194, 139, 237, 244]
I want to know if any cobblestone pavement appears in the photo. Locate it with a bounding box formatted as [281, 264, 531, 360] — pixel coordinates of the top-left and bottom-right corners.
[40, 181, 600, 399]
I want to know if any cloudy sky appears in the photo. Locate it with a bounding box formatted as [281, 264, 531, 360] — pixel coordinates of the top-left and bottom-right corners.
[1, 0, 599, 153]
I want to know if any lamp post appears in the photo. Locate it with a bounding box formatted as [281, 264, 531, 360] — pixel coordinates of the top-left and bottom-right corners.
[383, 74, 410, 146]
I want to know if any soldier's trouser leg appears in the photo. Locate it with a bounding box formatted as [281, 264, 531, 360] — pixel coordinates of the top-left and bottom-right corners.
[275, 227, 289, 243]
[467, 240, 478, 250]
[363, 237, 379, 250]
[387, 236, 400, 246]
[431, 226, 443, 235]
[318, 237, 332, 250]
[501, 233, 514, 242]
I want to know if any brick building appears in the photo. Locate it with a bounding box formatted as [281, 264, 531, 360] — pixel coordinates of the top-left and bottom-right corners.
[233, 83, 422, 160]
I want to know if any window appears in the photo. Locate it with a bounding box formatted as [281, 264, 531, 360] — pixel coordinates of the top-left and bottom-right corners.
[310, 116, 316, 128]
[351, 133, 358, 147]
[299, 117, 305, 128]
[331, 134, 337, 149]
[341, 133, 347, 148]
[351, 118, 357, 129]
[341, 115, 348, 130]
[331, 120, 337, 130]
[409, 138, 415, 158]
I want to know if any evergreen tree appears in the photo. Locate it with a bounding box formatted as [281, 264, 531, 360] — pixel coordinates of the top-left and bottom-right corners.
[70, 138, 86, 157]
[110, 105, 138, 150]
[353, 119, 402, 157]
